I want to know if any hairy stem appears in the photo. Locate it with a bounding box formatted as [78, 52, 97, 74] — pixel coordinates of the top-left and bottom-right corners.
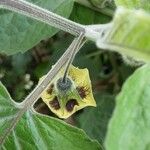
[0, 0, 85, 36]
[0, 0, 111, 41]
[62, 33, 86, 82]
[21, 34, 85, 110]
[0, 34, 86, 145]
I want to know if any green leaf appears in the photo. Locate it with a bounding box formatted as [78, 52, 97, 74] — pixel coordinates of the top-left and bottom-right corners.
[0, 82, 101, 149]
[2, 111, 101, 150]
[97, 7, 150, 62]
[115, 0, 150, 11]
[0, 0, 74, 55]
[0, 82, 20, 143]
[76, 93, 115, 146]
[70, 2, 112, 25]
[105, 64, 150, 150]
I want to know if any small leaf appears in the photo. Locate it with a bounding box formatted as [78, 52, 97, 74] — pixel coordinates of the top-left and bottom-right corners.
[105, 64, 150, 150]
[0, 0, 74, 55]
[97, 7, 150, 62]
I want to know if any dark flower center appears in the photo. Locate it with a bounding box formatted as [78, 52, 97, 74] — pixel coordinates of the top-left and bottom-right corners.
[56, 77, 72, 93]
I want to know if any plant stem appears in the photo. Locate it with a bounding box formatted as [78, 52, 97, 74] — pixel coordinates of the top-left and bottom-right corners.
[0, 0, 85, 36]
[0, 34, 85, 145]
[21, 35, 85, 110]
[62, 33, 85, 83]
[0, 0, 110, 41]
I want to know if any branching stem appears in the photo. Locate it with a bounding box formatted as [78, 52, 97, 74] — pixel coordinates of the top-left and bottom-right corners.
[21, 35, 85, 109]
[0, 0, 85, 36]
[0, 0, 112, 109]
[0, 0, 112, 144]
[0, 35, 86, 145]
[0, 0, 111, 41]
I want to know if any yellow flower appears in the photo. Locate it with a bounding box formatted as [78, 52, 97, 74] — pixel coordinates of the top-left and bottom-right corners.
[40, 65, 96, 119]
